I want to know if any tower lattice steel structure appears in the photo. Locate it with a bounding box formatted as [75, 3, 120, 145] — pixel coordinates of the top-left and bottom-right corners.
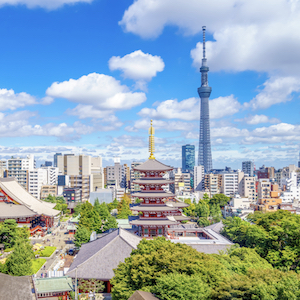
[198, 26, 212, 172]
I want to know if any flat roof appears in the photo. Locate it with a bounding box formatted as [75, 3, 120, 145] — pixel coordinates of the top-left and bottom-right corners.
[35, 277, 73, 293]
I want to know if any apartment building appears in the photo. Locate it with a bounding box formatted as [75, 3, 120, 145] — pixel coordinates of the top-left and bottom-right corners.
[242, 161, 254, 177]
[203, 174, 222, 196]
[106, 158, 126, 189]
[257, 179, 271, 199]
[174, 168, 191, 193]
[7, 155, 35, 190]
[28, 169, 48, 199]
[239, 175, 257, 202]
[221, 171, 244, 197]
[0, 160, 7, 178]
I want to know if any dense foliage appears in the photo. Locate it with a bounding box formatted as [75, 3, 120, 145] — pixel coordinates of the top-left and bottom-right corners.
[44, 194, 69, 214]
[222, 210, 300, 271]
[0, 219, 34, 276]
[183, 193, 228, 227]
[110, 237, 294, 300]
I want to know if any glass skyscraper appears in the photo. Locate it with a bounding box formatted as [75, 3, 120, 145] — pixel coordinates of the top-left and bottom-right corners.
[182, 144, 195, 173]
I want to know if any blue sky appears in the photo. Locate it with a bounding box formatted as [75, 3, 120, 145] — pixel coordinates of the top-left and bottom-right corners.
[0, 0, 300, 169]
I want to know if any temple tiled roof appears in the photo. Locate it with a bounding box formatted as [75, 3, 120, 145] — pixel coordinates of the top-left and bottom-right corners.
[0, 202, 36, 218]
[0, 273, 33, 300]
[0, 178, 60, 217]
[134, 159, 173, 171]
[67, 228, 142, 280]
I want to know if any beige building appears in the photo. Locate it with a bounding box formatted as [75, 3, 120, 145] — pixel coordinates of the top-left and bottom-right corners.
[130, 162, 143, 193]
[57, 154, 103, 200]
[239, 175, 257, 202]
[0, 160, 7, 178]
[174, 168, 191, 193]
[257, 179, 271, 199]
[40, 185, 57, 199]
[204, 174, 222, 196]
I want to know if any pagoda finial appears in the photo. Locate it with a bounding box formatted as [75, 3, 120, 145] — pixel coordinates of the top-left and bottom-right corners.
[148, 119, 155, 160]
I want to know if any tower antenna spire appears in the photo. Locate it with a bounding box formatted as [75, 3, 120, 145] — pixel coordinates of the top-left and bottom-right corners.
[202, 25, 206, 59]
[149, 119, 155, 160]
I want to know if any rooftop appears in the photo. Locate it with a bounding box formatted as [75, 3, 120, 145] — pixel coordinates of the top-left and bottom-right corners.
[35, 276, 73, 293]
[134, 159, 173, 172]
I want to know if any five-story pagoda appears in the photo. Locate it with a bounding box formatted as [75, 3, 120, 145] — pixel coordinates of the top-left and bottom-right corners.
[130, 120, 189, 238]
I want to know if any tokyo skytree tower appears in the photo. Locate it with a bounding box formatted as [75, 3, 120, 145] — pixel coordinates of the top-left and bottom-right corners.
[198, 26, 212, 172]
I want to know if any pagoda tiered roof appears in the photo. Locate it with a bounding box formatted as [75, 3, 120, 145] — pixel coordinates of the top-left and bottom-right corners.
[133, 179, 174, 185]
[130, 217, 179, 226]
[132, 191, 175, 198]
[134, 159, 173, 172]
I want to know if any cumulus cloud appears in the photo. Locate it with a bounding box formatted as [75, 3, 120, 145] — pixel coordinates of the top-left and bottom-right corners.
[120, 0, 300, 76]
[0, 110, 94, 141]
[0, 88, 36, 111]
[0, 0, 93, 9]
[109, 50, 165, 90]
[235, 114, 280, 125]
[46, 73, 146, 111]
[244, 76, 300, 110]
[138, 95, 240, 120]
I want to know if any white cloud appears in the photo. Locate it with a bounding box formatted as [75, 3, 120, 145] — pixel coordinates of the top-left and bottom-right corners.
[0, 110, 94, 140]
[120, 1, 300, 76]
[67, 105, 113, 119]
[40, 96, 54, 105]
[235, 114, 280, 125]
[138, 95, 240, 120]
[46, 73, 146, 111]
[244, 76, 300, 110]
[0, 0, 93, 9]
[0, 88, 36, 111]
[125, 118, 194, 132]
[108, 50, 165, 90]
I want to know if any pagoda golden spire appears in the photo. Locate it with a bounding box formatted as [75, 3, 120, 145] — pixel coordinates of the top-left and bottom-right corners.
[148, 119, 155, 160]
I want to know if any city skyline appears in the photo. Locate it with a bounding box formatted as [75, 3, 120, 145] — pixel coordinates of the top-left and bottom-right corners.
[0, 0, 300, 169]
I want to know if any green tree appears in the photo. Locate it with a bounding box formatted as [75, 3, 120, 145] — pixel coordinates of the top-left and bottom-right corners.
[5, 238, 34, 276]
[73, 203, 83, 216]
[117, 199, 132, 219]
[152, 273, 211, 300]
[111, 237, 230, 300]
[74, 225, 91, 248]
[209, 193, 230, 207]
[0, 219, 18, 248]
[107, 198, 119, 212]
[102, 215, 118, 232]
[79, 202, 102, 233]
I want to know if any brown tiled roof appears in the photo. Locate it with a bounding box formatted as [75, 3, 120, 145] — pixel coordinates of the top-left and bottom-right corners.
[134, 159, 173, 171]
[128, 291, 160, 300]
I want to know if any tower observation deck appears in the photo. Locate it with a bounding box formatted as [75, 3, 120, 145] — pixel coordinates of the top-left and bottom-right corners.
[198, 26, 212, 173]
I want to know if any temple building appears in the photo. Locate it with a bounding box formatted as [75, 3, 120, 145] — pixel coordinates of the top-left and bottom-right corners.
[130, 120, 190, 238]
[0, 178, 60, 236]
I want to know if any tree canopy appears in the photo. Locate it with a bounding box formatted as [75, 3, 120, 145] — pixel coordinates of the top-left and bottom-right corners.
[222, 210, 300, 271]
[111, 237, 300, 300]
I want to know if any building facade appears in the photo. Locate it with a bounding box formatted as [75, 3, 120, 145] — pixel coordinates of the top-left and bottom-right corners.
[182, 144, 195, 173]
[242, 161, 254, 177]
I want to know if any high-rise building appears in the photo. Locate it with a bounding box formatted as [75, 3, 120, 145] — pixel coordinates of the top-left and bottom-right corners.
[182, 144, 195, 173]
[53, 153, 62, 167]
[242, 161, 254, 177]
[198, 26, 212, 173]
[298, 152, 300, 168]
[194, 165, 205, 191]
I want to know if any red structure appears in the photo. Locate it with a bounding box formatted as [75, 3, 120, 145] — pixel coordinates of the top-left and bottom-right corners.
[130, 121, 189, 238]
[0, 178, 59, 236]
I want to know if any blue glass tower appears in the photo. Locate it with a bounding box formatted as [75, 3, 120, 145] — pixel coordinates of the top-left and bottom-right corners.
[182, 144, 195, 173]
[198, 26, 213, 173]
